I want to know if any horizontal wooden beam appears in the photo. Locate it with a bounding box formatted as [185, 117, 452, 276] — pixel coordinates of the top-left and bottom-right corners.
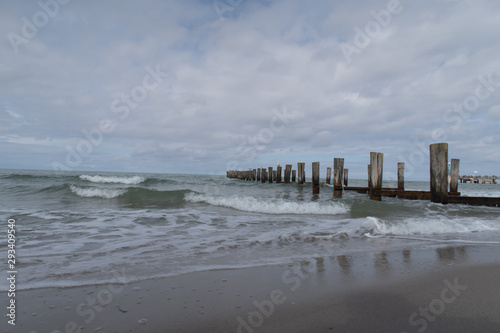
[448, 196, 500, 207]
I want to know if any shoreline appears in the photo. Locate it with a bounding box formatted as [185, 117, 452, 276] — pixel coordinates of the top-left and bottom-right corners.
[6, 244, 500, 333]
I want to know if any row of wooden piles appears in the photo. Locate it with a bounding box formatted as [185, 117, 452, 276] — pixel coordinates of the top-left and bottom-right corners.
[226, 161, 347, 197]
[227, 143, 500, 207]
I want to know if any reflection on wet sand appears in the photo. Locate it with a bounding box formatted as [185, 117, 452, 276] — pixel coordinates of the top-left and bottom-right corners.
[374, 251, 390, 277]
[403, 249, 411, 263]
[291, 246, 470, 281]
[436, 246, 467, 263]
[315, 257, 325, 273]
[337, 255, 353, 276]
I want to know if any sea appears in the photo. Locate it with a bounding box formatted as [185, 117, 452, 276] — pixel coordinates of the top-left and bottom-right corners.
[1, 169, 499, 291]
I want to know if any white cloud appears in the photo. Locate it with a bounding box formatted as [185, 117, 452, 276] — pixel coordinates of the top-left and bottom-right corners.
[0, 0, 499, 177]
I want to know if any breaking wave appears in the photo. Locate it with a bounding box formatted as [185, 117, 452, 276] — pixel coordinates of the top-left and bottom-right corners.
[185, 193, 350, 215]
[69, 185, 126, 199]
[79, 174, 146, 185]
[348, 216, 500, 237]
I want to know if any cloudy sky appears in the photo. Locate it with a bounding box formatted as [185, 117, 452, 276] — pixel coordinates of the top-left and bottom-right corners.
[1, 0, 499, 180]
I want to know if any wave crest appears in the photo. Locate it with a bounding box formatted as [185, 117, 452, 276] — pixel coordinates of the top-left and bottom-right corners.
[185, 193, 350, 215]
[80, 175, 145, 185]
[350, 216, 500, 237]
[70, 185, 126, 199]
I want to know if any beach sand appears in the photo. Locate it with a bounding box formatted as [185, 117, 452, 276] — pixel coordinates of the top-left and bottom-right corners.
[6, 245, 500, 333]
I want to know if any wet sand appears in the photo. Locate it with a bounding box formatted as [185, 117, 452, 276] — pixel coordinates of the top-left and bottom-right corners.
[6, 245, 500, 333]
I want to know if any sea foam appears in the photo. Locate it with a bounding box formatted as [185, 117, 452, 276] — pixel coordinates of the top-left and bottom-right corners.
[351, 216, 500, 237]
[185, 193, 350, 215]
[70, 185, 125, 199]
[80, 174, 146, 185]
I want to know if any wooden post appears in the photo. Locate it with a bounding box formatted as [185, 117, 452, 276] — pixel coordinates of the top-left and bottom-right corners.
[430, 143, 448, 204]
[285, 165, 292, 183]
[450, 158, 460, 194]
[292, 170, 296, 183]
[333, 158, 344, 198]
[312, 162, 320, 194]
[369, 152, 383, 201]
[343, 168, 349, 187]
[397, 162, 404, 190]
[298, 162, 305, 184]
[273, 170, 277, 181]
[252, 169, 257, 181]
[268, 167, 273, 183]
[276, 165, 282, 183]
[257, 168, 261, 181]
[297, 163, 302, 184]
[261, 168, 266, 183]
[326, 167, 332, 185]
[301, 163, 306, 184]
[367, 164, 371, 187]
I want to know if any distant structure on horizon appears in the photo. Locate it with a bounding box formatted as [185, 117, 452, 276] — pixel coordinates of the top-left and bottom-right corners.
[459, 175, 497, 184]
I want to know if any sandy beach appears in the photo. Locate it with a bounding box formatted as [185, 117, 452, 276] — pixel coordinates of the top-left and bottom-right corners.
[6, 244, 500, 333]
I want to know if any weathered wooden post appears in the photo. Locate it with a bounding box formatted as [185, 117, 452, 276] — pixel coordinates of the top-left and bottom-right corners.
[312, 162, 320, 194]
[261, 168, 266, 183]
[257, 168, 261, 181]
[285, 165, 292, 183]
[343, 169, 349, 187]
[297, 163, 302, 184]
[430, 143, 448, 204]
[292, 170, 296, 183]
[301, 163, 306, 184]
[268, 167, 273, 183]
[298, 162, 305, 184]
[333, 158, 344, 198]
[450, 158, 460, 194]
[273, 170, 277, 181]
[369, 152, 383, 201]
[253, 169, 257, 181]
[367, 164, 371, 187]
[397, 162, 405, 190]
[276, 165, 282, 183]
[326, 167, 332, 185]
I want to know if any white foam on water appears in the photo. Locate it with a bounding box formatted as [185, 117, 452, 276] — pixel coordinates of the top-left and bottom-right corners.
[352, 216, 500, 236]
[70, 185, 126, 198]
[185, 193, 350, 215]
[80, 174, 146, 185]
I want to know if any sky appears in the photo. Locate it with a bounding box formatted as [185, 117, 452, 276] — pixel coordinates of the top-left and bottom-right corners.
[1, 0, 500, 180]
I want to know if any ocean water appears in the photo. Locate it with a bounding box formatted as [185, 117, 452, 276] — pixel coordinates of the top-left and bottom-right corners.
[1, 169, 499, 291]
